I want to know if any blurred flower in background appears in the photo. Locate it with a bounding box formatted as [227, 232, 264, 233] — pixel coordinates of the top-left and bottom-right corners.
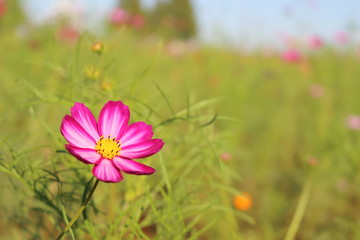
[307, 156, 319, 166]
[220, 152, 233, 162]
[309, 84, 324, 98]
[346, 115, 360, 130]
[57, 26, 79, 43]
[92, 41, 105, 54]
[233, 192, 253, 211]
[335, 31, 349, 44]
[109, 8, 130, 26]
[282, 48, 302, 63]
[0, 0, 7, 17]
[308, 35, 323, 49]
[130, 14, 145, 28]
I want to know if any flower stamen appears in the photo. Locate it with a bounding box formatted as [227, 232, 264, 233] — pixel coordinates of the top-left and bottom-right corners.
[95, 136, 121, 159]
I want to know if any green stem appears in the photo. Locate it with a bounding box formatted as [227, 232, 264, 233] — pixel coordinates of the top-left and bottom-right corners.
[284, 177, 313, 240]
[56, 179, 100, 240]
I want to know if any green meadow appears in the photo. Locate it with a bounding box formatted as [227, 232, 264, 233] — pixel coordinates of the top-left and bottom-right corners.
[1, 18, 360, 240]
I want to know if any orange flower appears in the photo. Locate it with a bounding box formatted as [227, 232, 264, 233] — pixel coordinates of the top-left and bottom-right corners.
[233, 192, 253, 211]
[92, 42, 104, 54]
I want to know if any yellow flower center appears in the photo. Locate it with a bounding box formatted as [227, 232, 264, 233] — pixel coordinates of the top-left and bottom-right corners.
[95, 136, 121, 159]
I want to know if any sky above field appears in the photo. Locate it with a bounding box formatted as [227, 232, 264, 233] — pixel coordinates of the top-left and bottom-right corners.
[20, 0, 360, 48]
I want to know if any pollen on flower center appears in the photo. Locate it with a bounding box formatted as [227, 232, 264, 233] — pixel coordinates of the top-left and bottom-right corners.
[95, 136, 121, 159]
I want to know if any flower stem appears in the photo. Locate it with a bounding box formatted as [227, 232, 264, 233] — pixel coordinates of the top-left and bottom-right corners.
[284, 176, 313, 240]
[56, 179, 100, 240]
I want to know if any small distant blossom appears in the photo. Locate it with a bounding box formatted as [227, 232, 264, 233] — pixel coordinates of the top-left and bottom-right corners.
[233, 192, 253, 211]
[309, 84, 324, 98]
[167, 40, 187, 56]
[0, 0, 6, 17]
[92, 42, 104, 54]
[57, 27, 79, 43]
[308, 35, 323, 49]
[60, 101, 164, 182]
[85, 66, 101, 80]
[130, 15, 146, 28]
[109, 8, 130, 26]
[307, 157, 318, 166]
[220, 152, 233, 161]
[282, 48, 302, 63]
[346, 115, 360, 130]
[335, 32, 348, 44]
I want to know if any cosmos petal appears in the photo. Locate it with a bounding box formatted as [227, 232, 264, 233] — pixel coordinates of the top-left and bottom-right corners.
[113, 157, 155, 175]
[60, 115, 96, 148]
[71, 103, 100, 140]
[98, 101, 129, 140]
[120, 139, 164, 159]
[92, 159, 123, 183]
[65, 144, 101, 164]
[120, 122, 154, 147]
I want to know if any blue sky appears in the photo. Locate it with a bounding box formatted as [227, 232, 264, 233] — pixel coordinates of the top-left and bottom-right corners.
[20, 0, 360, 48]
[188, 0, 360, 48]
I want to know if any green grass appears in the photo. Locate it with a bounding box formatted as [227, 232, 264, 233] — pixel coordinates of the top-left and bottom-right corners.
[1, 24, 360, 240]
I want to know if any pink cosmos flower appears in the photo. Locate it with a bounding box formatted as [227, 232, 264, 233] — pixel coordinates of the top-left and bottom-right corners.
[109, 8, 130, 26]
[0, 0, 6, 17]
[130, 14, 146, 28]
[60, 101, 164, 183]
[308, 35, 323, 49]
[282, 48, 302, 63]
[220, 152, 233, 161]
[335, 32, 348, 44]
[57, 26, 79, 43]
[346, 115, 360, 130]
